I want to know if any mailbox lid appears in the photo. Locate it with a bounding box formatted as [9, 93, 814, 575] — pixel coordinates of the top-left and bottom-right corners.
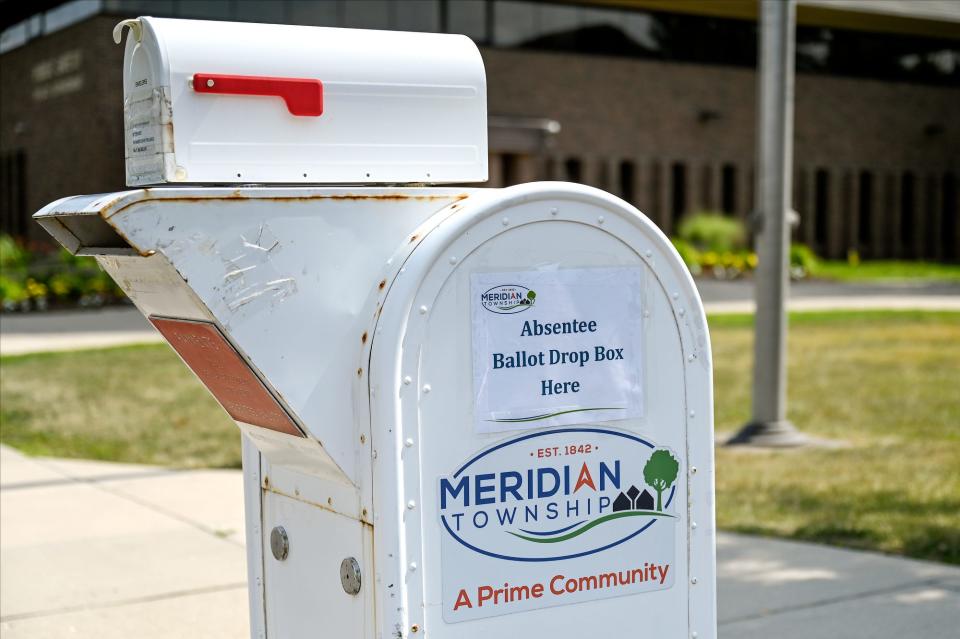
[119, 17, 487, 186]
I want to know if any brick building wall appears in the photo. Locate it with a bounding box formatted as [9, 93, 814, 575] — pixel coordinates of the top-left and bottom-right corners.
[484, 48, 959, 260]
[2, 15, 957, 259]
[1, 17, 125, 239]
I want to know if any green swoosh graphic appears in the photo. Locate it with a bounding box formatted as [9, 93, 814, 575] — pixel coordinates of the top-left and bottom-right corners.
[506, 510, 676, 543]
[488, 407, 625, 423]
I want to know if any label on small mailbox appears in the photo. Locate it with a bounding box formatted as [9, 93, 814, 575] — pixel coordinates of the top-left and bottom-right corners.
[438, 427, 679, 622]
[471, 267, 644, 434]
[124, 86, 172, 184]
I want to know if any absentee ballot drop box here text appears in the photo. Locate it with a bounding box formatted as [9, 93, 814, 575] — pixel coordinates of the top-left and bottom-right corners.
[472, 267, 645, 433]
[34, 15, 716, 639]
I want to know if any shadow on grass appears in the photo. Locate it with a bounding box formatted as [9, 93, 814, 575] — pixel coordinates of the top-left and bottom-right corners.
[1, 423, 129, 463]
[901, 526, 960, 565]
[719, 484, 960, 565]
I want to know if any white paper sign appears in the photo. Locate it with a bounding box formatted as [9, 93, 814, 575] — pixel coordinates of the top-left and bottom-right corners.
[471, 267, 644, 434]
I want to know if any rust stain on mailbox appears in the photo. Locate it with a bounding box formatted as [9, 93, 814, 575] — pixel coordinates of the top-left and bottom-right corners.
[150, 317, 303, 437]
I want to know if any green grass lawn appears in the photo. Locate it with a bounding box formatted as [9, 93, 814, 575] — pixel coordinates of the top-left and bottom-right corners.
[712, 310, 959, 565]
[2, 310, 958, 563]
[0, 344, 239, 468]
[808, 259, 960, 283]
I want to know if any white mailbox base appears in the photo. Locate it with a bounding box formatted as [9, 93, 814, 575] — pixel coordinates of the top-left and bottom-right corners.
[35, 183, 715, 639]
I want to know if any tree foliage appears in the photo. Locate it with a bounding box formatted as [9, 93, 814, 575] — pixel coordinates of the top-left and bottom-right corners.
[643, 449, 679, 511]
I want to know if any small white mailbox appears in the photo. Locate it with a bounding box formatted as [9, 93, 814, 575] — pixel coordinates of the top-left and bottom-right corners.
[36, 17, 716, 639]
[115, 17, 487, 185]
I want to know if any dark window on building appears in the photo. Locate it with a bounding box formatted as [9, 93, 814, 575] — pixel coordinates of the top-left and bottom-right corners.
[105, 1, 176, 17]
[796, 25, 959, 87]
[943, 173, 957, 261]
[858, 170, 873, 248]
[484, 1, 956, 86]
[343, 0, 393, 30]
[619, 161, 636, 204]
[501, 153, 518, 186]
[232, 1, 287, 23]
[565, 157, 582, 183]
[671, 162, 687, 223]
[500, 153, 542, 186]
[493, 0, 757, 68]
[721, 163, 737, 215]
[492, 0, 536, 46]
[286, 1, 341, 26]
[814, 168, 830, 248]
[175, 0, 233, 20]
[1, 150, 28, 238]
[447, 0, 491, 42]
[396, 0, 441, 32]
[900, 172, 916, 256]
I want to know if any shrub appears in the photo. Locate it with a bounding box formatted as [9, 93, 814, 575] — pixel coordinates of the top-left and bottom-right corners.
[670, 230, 818, 281]
[790, 243, 818, 279]
[0, 234, 126, 311]
[0, 275, 27, 305]
[677, 211, 747, 253]
[0, 234, 30, 270]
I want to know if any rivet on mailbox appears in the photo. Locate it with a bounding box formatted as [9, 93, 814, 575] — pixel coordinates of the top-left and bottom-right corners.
[35, 16, 716, 639]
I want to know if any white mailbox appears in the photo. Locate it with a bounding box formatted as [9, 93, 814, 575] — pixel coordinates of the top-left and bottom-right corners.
[115, 17, 487, 186]
[36, 17, 716, 639]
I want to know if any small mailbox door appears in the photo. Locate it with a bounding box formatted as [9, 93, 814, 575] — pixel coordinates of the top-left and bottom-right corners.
[369, 183, 716, 638]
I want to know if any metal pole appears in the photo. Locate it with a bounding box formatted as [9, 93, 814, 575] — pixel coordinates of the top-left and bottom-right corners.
[727, 0, 807, 447]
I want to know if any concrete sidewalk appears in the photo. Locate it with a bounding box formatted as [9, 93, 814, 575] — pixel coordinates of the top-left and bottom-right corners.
[0, 307, 163, 356]
[1, 445, 957, 638]
[0, 446, 248, 639]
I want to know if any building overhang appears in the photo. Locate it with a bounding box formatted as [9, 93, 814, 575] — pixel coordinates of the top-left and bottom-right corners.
[489, 115, 562, 155]
[577, 0, 960, 40]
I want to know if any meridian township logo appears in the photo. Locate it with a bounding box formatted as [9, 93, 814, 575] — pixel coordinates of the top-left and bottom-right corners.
[481, 284, 537, 314]
[438, 428, 679, 562]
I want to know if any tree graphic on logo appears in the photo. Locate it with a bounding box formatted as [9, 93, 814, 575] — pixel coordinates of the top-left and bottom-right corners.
[643, 449, 679, 512]
[522, 290, 536, 306]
